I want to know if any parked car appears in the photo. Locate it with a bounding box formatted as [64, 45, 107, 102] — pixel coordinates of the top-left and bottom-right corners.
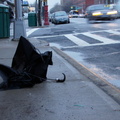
[85, 4, 118, 22]
[52, 11, 70, 24]
[49, 14, 52, 22]
[49, 13, 54, 22]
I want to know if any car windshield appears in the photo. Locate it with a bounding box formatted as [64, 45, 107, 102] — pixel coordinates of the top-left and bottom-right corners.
[55, 12, 67, 17]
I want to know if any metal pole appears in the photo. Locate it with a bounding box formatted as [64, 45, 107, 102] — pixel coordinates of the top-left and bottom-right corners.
[13, 0, 26, 40]
[35, 0, 37, 13]
[38, 0, 42, 26]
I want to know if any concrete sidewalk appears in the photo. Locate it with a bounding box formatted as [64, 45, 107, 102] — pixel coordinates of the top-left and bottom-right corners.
[0, 37, 120, 120]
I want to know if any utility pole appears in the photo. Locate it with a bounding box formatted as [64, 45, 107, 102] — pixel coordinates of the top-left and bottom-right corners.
[13, 0, 26, 40]
[38, 0, 42, 26]
[35, 0, 37, 13]
[43, 0, 49, 25]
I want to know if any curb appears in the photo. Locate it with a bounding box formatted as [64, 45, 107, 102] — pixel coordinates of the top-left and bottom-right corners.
[52, 46, 120, 105]
[28, 38, 49, 46]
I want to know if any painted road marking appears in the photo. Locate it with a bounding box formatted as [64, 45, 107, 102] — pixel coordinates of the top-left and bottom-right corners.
[106, 30, 120, 35]
[10, 28, 39, 37]
[26, 28, 39, 36]
[33, 29, 120, 48]
[82, 32, 120, 44]
[65, 34, 90, 46]
[10, 28, 120, 47]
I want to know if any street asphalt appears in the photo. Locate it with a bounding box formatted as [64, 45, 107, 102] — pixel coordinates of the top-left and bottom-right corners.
[0, 35, 120, 119]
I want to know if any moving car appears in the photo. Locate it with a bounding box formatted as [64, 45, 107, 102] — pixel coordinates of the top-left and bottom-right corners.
[85, 4, 118, 22]
[69, 10, 79, 18]
[52, 11, 70, 24]
[79, 13, 85, 18]
[114, 3, 120, 18]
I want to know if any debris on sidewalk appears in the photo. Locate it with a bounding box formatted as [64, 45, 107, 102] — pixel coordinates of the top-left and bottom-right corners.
[0, 36, 66, 90]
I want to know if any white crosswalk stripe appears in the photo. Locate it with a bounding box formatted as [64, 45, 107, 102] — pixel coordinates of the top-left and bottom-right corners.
[105, 29, 120, 35]
[65, 34, 90, 46]
[26, 28, 39, 36]
[82, 32, 120, 44]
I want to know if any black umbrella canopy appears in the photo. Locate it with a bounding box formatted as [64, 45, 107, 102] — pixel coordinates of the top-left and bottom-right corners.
[0, 36, 53, 89]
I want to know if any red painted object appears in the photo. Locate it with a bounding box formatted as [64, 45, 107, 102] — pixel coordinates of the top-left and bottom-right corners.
[44, 5, 49, 25]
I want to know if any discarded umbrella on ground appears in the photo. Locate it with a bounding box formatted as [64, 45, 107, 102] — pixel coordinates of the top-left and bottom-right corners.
[0, 36, 66, 90]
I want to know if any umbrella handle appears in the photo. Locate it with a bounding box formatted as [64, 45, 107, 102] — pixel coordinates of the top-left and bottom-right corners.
[55, 73, 66, 82]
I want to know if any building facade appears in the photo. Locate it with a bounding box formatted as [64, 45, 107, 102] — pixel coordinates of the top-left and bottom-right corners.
[85, 0, 104, 8]
[72, 0, 86, 12]
[61, 0, 119, 12]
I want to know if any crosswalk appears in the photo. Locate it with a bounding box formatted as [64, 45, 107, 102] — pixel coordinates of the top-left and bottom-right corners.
[75, 29, 120, 47]
[35, 29, 120, 48]
[10, 27, 120, 48]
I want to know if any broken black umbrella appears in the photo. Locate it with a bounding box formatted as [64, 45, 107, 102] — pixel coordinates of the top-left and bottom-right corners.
[0, 36, 66, 90]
